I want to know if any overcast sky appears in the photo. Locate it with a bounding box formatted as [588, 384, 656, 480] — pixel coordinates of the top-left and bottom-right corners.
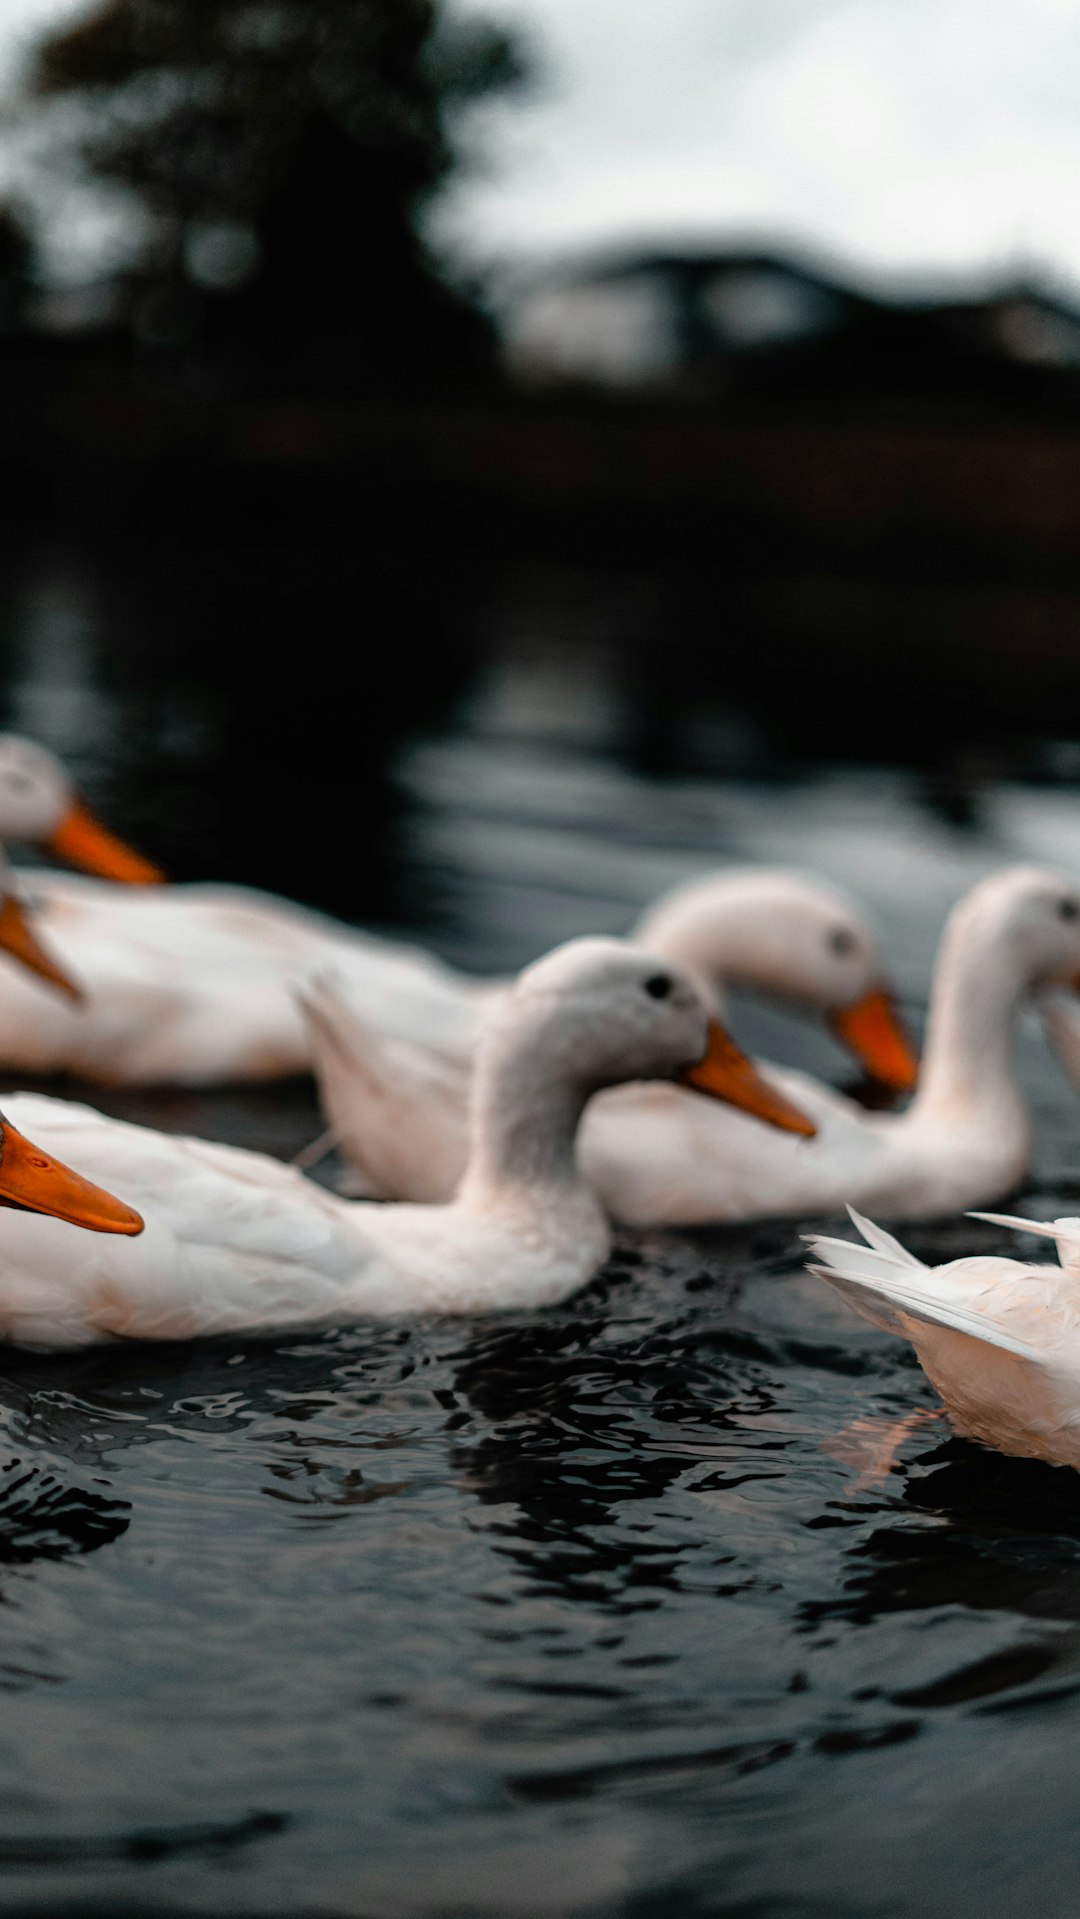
[5, 0, 1080, 297]
[0, 0, 77, 88]
[439, 0, 1080, 298]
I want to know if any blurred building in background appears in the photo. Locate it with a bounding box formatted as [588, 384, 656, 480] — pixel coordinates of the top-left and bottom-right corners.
[504, 247, 1080, 392]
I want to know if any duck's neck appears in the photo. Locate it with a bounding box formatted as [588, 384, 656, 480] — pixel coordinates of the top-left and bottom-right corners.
[635, 895, 747, 1010]
[910, 914, 1026, 1128]
[455, 1014, 605, 1226]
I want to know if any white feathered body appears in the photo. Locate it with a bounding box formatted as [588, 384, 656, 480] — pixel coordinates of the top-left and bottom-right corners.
[4, 875, 497, 1084]
[2, 863, 892, 1089]
[809, 1211, 1080, 1469]
[306, 975, 1030, 1226]
[0, 1092, 609, 1350]
[310, 866, 1080, 1226]
[580, 1065, 1029, 1225]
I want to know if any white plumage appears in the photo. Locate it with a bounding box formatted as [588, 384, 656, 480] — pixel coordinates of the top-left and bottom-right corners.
[0, 938, 811, 1350]
[807, 1206, 1080, 1468]
[306, 866, 1080, 1226]
[0, 865, 903, 1085]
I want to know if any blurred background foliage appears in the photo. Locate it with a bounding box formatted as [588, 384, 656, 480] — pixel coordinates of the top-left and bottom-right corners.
[25, 0, 529, 387]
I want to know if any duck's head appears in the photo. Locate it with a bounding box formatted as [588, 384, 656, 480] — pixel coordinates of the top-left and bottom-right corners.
[949, 866, 1080, 994]
[0, 1111, 143, 1234]
[0, 735, 163, 883]
[937, 869, 1080, 1097]
[505, 937, 816, 1134]
[636, 870, 917, 1092]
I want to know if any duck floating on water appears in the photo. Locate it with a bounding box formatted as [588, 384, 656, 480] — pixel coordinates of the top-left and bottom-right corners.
[0, 939, 813, 1351]
[0, 859, 912, 1089]
[306, 867, 1080, 1226]
[808, 1207, 1080, 1471]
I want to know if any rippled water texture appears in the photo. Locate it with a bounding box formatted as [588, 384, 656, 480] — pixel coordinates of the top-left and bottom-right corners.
[1, 544, 1080, 1915]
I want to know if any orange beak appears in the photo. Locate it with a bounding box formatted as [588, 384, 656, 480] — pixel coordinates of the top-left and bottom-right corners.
[47, 799, 164, 886]
[0, 1115, 144, 1235]
[829, 986, 918, 1093]
[0, 894, 83, 1001]
[679, 1019, 817, 1136]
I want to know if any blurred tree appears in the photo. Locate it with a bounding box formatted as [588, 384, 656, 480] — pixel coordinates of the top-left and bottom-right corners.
[32, 0, 527, 386]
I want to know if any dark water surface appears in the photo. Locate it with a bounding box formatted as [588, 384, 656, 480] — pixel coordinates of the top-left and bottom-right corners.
[2, 541, 1080, 1915]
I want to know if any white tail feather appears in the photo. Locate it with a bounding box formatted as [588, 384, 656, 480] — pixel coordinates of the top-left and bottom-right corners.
[294, 970, 375, 1073]
[808, 1212, 1043, 1363]
[845, 1205, 924, 1267]
[296, 968, 469, 1204]
[967, 1211, 1080, 1275]
[967, 1210, 1080, 1245]
[806, 1265, 917, 1338]
[803, 1235, 924, 1289]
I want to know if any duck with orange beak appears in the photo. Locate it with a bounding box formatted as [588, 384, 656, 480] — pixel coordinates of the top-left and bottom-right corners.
[0, 859, 146, 1249]
[0, 851, 915, 1091]
[301, 868, 1080, 1228]
[295, 870, 917, 1220]
[0, 939, 814, 1349]
[0, 1113, 143, 1235]
[0, 1099, 149, 1349]
[0, 735, 162, 885]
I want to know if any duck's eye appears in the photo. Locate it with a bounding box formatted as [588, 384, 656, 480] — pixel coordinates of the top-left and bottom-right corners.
[644, 973, 672, 1000]
[828, 927, 856, 956]
[1060, 899, 1079, 921]
[4, 774, 30, 792]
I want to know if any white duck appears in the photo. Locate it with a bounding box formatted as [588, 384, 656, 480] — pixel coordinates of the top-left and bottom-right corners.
[306, 866, 1080, 1226]
[0, 939, 814, 1351]
[807, 1208, 1080, 1470]
[0, 862, 913, 1089]
[302, 868, 914, 1198]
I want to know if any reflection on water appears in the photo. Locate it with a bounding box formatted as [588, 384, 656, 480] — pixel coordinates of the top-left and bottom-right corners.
[2, 540, 1080, 1914]
[0, 1457, 128, 1568]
